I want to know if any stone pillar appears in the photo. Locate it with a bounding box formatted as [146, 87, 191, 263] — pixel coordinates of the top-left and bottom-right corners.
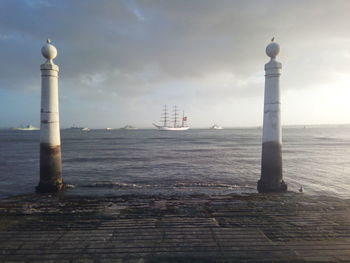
[257, 39, 287, 193]
[36, 39, 64, 193]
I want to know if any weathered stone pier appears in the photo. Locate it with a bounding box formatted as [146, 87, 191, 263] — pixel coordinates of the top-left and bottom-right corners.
[1, 193, 350, 262]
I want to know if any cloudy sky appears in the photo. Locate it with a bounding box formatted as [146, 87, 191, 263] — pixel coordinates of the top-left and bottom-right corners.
[0, 0, 350, 128]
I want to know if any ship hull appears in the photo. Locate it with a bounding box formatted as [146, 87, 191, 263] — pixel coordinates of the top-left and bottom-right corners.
[153, 124, 189, 131]
[210, 125, 223, 130]
[13, 125, 40, 131]
[13, 128, 40, 131]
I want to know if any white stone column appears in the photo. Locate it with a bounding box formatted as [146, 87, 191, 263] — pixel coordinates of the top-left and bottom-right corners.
[257, 39, 287, 193]
[36, 39, 64, 193]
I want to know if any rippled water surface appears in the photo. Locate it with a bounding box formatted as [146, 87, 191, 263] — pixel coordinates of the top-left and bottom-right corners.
[1, 127, 350, 198]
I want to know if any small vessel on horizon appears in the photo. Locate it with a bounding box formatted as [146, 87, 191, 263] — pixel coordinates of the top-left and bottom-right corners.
[120, 125, 137, 130]
[210, 124, 223, 130]
[66, 125, 83, 130]
[153, 105, 189, 131]
[66, 125, 90, 131]
[13, 124, 39, 131]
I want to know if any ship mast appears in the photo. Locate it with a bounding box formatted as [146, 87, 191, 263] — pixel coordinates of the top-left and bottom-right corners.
[173, 105, 178, 128]
[161, 104, 168, 127]
[181, 110, 184, 127]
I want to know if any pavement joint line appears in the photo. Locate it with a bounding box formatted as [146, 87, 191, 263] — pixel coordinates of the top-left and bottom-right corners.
[209, 219, 229, 261]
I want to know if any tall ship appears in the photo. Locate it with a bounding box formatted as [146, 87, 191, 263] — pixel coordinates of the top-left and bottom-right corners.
[153, 105, 189, 131]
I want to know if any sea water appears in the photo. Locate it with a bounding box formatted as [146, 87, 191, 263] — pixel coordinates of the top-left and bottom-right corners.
[1, 126, 350, 199]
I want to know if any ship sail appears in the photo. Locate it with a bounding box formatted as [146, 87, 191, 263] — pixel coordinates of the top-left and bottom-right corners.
[161, 105, 168, 127]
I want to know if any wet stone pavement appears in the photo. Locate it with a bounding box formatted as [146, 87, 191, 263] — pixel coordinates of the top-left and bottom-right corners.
[1, 193, 350, 262]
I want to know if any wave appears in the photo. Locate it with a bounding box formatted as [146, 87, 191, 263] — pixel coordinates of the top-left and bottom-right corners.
[80, 181, 252, 189]
[191, 141, 212, 145]
[82, 182, 143, 188]
[313, 136, 338, 141]
[65, 157, 149, 162]
[174, 149, 211, 153]
[149, 137, 177, 140]
[173, 182, 251, 189]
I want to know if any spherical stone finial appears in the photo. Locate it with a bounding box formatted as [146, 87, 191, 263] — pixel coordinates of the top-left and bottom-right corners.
[41, 38, 57, 62]
[266, 39, 280, 59]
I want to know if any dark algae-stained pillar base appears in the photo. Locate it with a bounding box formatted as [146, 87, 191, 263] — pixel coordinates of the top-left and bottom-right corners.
[258, 142, 287, 192]
[36, 144, 64, 193]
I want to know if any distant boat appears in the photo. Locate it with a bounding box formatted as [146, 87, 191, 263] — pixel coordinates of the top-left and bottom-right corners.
[120, 125, 137, 130]
[106, 128, 113, 130]
[65, 125, 91, 131]
[66, 125, 84, 130]
[153, 105, 189, 131]
[210, 124, 223, 130]
[13, 124, 39, 131]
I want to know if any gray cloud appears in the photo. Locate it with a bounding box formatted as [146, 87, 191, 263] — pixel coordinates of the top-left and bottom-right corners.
[1, 0, 350, 127]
